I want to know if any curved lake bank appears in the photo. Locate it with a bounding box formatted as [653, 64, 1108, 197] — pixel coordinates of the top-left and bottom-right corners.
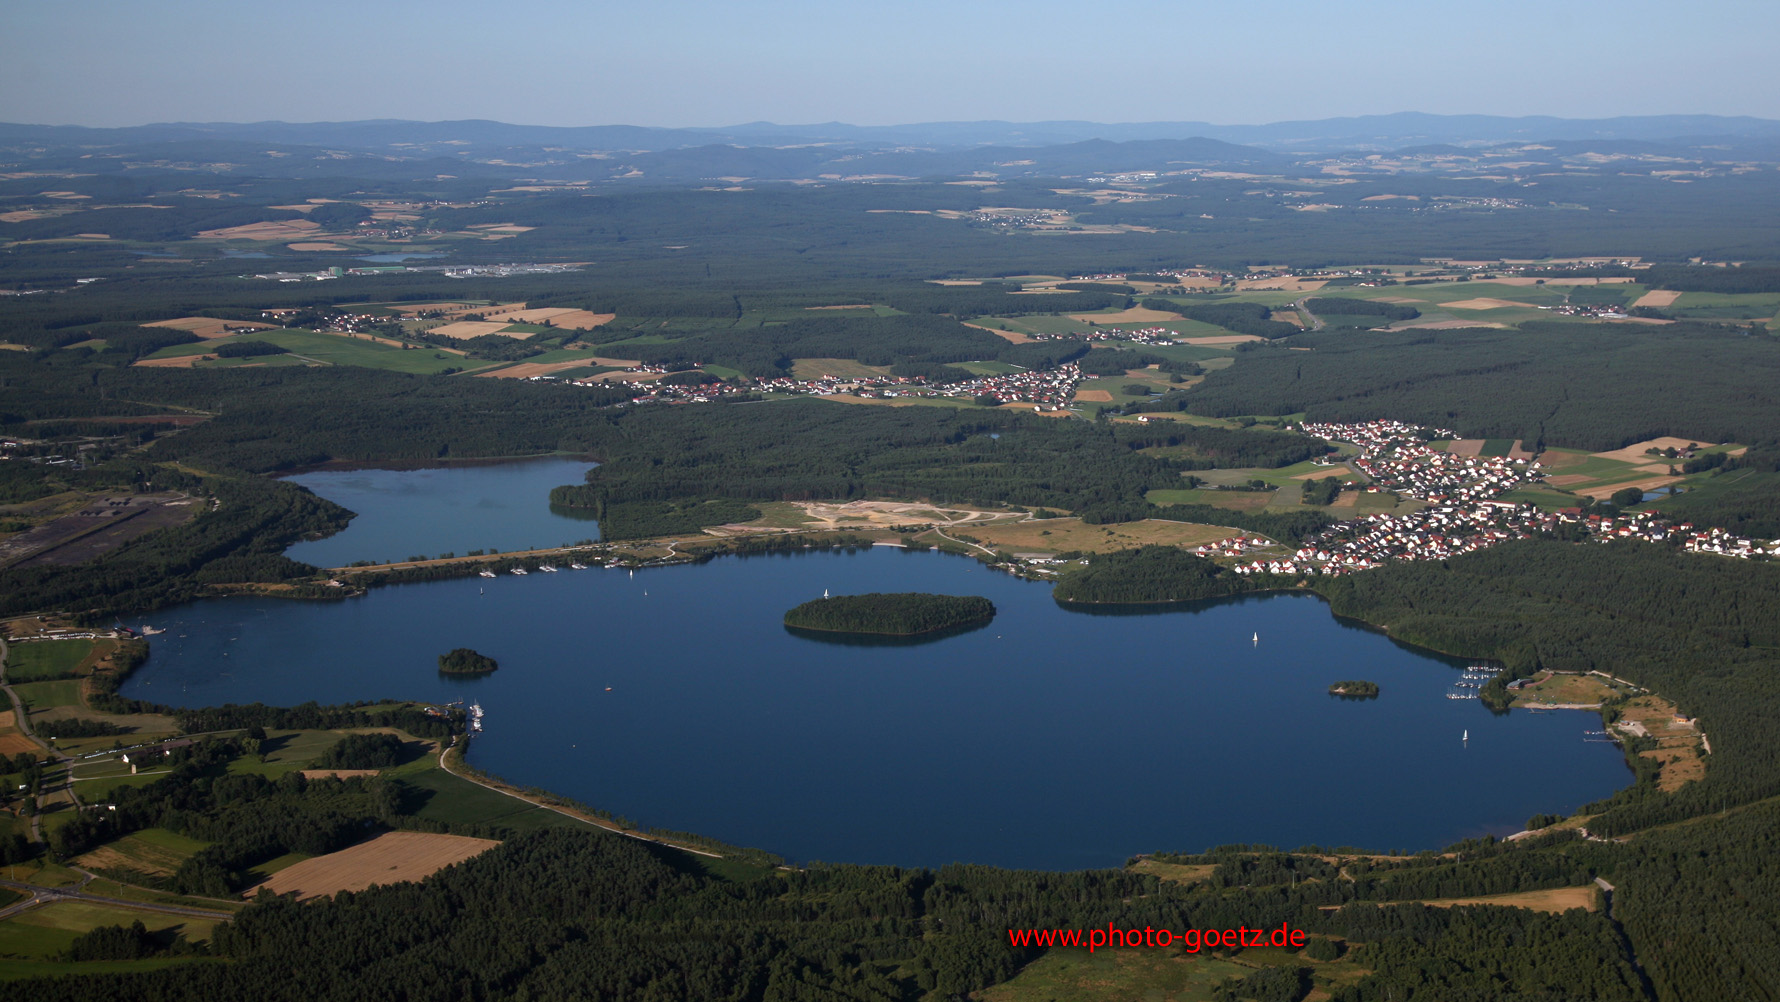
[125, 547, 1632, 871]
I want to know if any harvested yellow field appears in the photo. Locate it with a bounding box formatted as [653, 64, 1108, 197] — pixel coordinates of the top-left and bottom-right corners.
[1399, 318, 1510, 330]
[250, 831, 499, 901]
[1632, 289, 1682, 308]
[479, 307, 614, 330]
[1178, 334, 1263, 345]
[144, 316, 277, 339]
[478, 359, 609, 379]
[1576, 475, 1682, 500]
[1442, 298, 1540, 310]
[288, 242, 348, 251]
[197, 219, 322, 241]
[1590, 437, 1717, 465]
[1066, 306, 1181, 324]
[427, 321, 512, 339]
[964, 322, 1031, 343]
[1074, 388, 1113, 402]
[1292, 466, 1354, 479]
[1235, 277, 1326, 292]
[1491, 276, 1634, 286]
[133, 355, 203, 368]
[1446, 439, 1485, 457]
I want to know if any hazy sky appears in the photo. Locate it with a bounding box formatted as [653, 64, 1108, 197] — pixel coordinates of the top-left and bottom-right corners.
[4, 0, 1776, 127]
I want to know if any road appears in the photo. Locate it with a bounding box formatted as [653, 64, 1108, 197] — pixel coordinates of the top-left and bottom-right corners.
[435, 737, 721, 858]
[1292, 295, 1326, 331]
[0, 874, 234, 922]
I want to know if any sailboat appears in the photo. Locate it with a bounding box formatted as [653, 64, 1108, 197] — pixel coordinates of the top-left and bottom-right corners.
[1252, 632, 1258, 645]
[1463, 729, 1469, 743]
[823, 588, 830, 599]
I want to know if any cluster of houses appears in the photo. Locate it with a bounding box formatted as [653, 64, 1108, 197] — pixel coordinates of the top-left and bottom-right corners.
[1237, 501, 1553, 577]
[1194, 535, 1273, 558]
[1228, 419, 1776, 577]
[576, 361, 1088, 411]
[1302, 420, 1534, 505]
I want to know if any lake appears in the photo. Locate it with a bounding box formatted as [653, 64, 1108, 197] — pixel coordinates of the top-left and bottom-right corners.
[282, 458, 599, 567]
[122, 467, 1633, 871]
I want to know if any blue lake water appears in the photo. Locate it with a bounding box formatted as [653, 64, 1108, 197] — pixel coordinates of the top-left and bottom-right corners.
[125, 468, 1634, 871]
[282, 459, 599, 566]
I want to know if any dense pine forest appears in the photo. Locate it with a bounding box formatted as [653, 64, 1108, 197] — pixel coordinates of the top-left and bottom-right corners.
[783, 592, 995, 635]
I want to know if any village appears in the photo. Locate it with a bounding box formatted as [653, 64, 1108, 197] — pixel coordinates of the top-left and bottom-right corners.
[1232, 419, 1780, 577]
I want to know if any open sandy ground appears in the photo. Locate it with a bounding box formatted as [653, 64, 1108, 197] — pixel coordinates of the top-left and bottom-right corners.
[1591, 437, 1717, 465]
[1399, 886, 1597, 914]
[1631, 289, 1682, 308]
[250, 831, 499, 901]
[144, 317, 277, 339]
[132, 355, 203, 368]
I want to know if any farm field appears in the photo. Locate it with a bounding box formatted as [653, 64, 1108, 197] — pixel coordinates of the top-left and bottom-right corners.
[73, 828, 211, 879]
[978, 943, 1335, 1002]
[2, 638, 90, 681]
[955, 517, 1237, 555]
[1146, 487, 1278, 511]
[141, 329, 466, 375]
[248, 831, 499, 901]
[788, 357, 893, 379]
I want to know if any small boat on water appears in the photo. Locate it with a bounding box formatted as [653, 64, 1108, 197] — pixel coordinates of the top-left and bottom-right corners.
[478, 569, 497, 579]
[570, 562, 587, 570]
[139, 625, 165, 635]
[1252, 632, 1258, 645]
[539, 565, 558, 572]
[511, 567, 529, 576]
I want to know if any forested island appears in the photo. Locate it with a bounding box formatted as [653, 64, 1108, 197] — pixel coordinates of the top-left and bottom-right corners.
[1329, 680, 1380, 698]
[1052, 545, 1246, 604]
[783, 592, 994, 635]
[438, 648, 499, 674]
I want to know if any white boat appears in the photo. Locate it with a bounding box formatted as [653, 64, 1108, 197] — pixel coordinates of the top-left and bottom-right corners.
[539, 565, 558, 572]
[1252, 632, 1258, 645]
[1463, 729, 1469, 742]
[478, 570, 497, 579]
[823, 588, 830, 599]
[511, 567, 528, 576]
[468, 702, 485, 733]
[570, 562, 587, 570]
[139, 625, 165, 635]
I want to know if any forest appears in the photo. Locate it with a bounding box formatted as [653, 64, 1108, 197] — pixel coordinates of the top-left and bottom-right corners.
[1051, 545, 1248, 604]
[1182, 322, 1780, 452]
[783, 592, 995, 635]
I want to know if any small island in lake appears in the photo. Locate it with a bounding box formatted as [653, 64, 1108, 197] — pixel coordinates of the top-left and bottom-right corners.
[439, 647, 499, 675]
[784, 593, 995, 636]
[1329, 680, 1380, 699]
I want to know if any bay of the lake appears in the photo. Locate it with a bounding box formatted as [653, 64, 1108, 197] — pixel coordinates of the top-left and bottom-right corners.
[121, 465, 1632, 871]
[282, 458, 598, 567]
